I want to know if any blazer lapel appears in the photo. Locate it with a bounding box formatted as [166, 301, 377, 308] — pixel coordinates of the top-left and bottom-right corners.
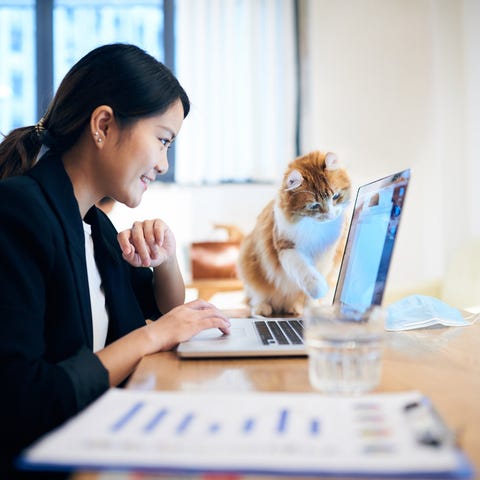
[85, 207, 145, 343]
[28, 153, 94, 348]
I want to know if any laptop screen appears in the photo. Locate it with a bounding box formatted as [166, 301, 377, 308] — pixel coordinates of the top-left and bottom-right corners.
[333, 169, 410, 311]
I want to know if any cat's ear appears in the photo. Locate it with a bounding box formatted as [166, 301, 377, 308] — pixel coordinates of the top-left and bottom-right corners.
[325, 152, 340, 171]
[285, 169, 303, 190]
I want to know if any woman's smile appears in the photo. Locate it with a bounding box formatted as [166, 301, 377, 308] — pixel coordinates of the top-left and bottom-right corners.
[140, 174, 154, 189]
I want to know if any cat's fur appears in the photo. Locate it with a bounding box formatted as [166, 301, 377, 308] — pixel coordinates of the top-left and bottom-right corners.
[237, 150, 352, 316]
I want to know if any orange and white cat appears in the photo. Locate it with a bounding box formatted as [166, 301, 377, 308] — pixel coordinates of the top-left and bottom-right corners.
[237, 151, 352, 316]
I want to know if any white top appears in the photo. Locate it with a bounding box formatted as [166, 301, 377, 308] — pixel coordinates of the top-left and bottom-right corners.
[83, 221, 109, 352]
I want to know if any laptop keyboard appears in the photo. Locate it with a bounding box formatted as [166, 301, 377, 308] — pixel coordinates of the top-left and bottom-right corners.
[254, 319, 304, 345]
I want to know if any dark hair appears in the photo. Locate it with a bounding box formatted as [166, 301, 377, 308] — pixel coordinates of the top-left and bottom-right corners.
[0, 43, 190, 179]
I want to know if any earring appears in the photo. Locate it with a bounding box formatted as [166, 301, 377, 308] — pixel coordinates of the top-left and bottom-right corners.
[97, 138, 103, 143]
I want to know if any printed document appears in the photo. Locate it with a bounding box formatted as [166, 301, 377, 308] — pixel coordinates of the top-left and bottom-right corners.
[20, 388, 473, 478]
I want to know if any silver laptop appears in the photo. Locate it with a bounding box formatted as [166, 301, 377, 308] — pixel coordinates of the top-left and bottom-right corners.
[177, 169, 411, 358]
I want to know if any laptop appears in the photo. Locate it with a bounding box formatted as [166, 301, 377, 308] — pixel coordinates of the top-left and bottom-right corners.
[177, 169, 411, 358]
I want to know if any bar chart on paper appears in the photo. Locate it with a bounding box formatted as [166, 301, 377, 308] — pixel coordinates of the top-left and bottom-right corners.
[21, 389, 473, 478]
[109, 398, 321, 438]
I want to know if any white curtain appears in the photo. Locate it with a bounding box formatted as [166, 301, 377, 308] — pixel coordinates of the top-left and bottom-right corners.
[174, 0, 297, 184]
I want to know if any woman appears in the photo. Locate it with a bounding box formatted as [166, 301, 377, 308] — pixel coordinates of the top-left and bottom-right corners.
[0, 43, 230, 478]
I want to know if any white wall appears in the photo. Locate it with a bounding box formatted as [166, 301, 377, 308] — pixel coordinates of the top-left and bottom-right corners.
[463, 0, 480, 236]
[110, 0, 480, 306]
[299, 0, 480, 303]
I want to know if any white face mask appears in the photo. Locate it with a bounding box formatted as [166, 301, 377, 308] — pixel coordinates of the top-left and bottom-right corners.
[386, 294, 479, 331]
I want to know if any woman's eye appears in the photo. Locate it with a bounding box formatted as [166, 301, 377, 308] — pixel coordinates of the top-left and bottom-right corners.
[159, 138, 171, 148]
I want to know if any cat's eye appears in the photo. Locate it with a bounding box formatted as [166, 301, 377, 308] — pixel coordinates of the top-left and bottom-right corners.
[332, 192, 341, 201]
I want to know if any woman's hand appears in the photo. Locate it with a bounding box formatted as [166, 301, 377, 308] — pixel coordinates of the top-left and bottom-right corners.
[143, 299, 231, 352]
[117, 218, 175, 268]
[96, 299, 230, 386]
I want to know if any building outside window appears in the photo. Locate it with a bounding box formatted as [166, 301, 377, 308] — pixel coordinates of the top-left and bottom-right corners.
[0, 0, 35, 134]
[0, 0, 165, 136]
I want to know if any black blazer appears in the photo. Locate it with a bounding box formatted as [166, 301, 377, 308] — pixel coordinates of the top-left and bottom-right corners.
[0, 153, 160, 473]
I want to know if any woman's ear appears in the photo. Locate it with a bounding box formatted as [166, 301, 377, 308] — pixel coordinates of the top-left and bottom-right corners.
[90, 105, 114, 146]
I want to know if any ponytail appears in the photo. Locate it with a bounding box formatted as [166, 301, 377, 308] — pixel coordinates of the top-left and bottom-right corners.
[0, 125, 43, 180]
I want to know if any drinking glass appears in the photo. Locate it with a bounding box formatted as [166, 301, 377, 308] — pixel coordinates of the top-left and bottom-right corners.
[303, 302, 386, 395]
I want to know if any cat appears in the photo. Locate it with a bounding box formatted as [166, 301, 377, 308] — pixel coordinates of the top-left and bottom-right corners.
[237, 150, 352, 316]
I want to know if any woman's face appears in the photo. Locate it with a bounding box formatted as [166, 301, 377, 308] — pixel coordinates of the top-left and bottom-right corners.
[100, 99, 184, 208]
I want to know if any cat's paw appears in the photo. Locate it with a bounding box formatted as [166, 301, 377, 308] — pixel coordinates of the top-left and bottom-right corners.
[303, 271, 328, 299]
[252, 303, 273, 317]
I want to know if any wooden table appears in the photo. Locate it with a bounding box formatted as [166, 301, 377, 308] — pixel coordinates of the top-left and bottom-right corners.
[73, 315, 480, 480]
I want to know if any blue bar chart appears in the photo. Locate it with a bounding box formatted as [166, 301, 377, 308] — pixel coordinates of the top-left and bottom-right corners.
[106, 399, 322, 440]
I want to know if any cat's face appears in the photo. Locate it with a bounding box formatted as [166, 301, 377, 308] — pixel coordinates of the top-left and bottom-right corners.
[279, 151, 352, 222]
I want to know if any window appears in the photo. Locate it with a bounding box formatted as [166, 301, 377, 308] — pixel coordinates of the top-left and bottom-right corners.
[10, 25, 23, 52]
[0, 0, 168, 139]
[53, 0, 165, 88]
[0, 0, 35, 132]
[0, 0, 298, 184]
[11, 72, 23, 97]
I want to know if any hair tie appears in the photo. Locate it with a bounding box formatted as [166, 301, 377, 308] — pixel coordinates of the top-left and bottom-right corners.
[34, 117, 57, 150]
[34, 118, 46, 138]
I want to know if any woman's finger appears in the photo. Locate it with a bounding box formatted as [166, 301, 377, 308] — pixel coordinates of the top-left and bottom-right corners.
[117, 230, 134, 257]
[131, 222, 151, 266]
